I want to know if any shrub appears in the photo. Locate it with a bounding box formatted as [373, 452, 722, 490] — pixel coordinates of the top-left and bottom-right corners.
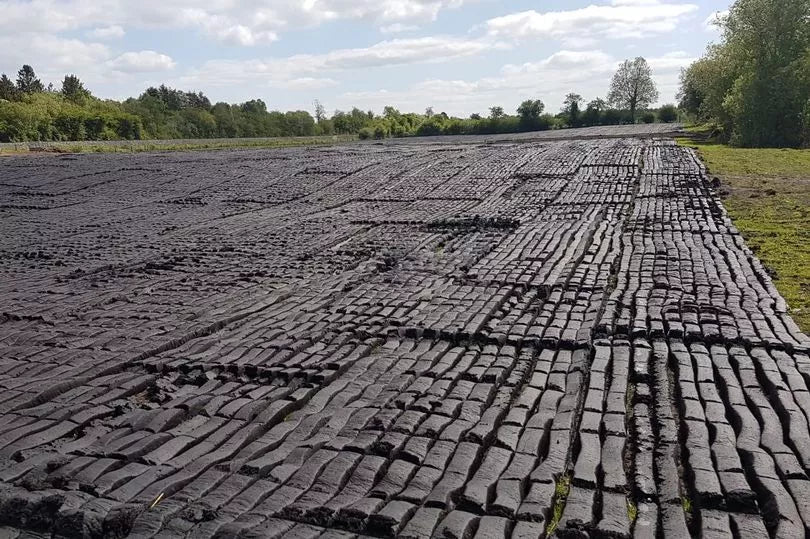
[390, 123, 407, 137]
[658, 104, 678, 123]
[116, 115, 143, 140]
[601, 109, 623, 125]
[53, 112, 87, 140]
[416, 117, 444, 137]
[641, 111, 656, 124]
[373, 125, 387, 139]
[538, 114, 557, 130]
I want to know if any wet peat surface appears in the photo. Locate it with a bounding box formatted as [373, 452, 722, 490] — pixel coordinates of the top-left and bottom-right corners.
[0, 129, 809, 538]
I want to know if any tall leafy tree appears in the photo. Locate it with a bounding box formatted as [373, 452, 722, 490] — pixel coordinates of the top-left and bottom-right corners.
[679, 0, 809, 147]
[582, 98, 607, 126]
[562, 93, 584, 127]
[607, 57, 659, 123]
[720, 0, 808, 146]
[142, 85, 189, 111]
[517, 99, 545, 129]
[313, 99, 326, 123]
[185, 91, 211, 109]
[677, 44, 737, 122]
[61, 74, 91, 103]
[210, 102, 239, 137]
[16, 65, 44, 94]
[517, 99, 544, 119]
[240, 99, 267, 114]
[489, 106, 505, 119]
[588, 98, 607, 112]
[383, 106, 400, 119]
[0, 74, 17, 101]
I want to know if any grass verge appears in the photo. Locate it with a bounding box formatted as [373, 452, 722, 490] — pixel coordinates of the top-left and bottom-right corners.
[678, 135, 810, 332]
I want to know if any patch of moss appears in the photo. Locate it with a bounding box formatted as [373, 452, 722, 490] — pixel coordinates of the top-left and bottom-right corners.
[627, 500, 638, 522]
[545, 474, 572, 537]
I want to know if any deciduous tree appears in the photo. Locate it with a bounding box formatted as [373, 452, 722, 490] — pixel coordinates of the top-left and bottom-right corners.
[608, 57, 659, 123]
[517, 99, 544, 119]
[582, 98, 608, 126]
[313, 99, 326, 123]
[678, 0, 810, 147]
[517, 99, 545, 130]
[562, 93, 583, 127]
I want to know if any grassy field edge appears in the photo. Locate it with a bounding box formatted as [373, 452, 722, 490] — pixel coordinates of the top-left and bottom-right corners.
[677, 134, 810, 332]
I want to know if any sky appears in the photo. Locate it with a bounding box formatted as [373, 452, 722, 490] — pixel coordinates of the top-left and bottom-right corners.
[0, 0, 731, 117]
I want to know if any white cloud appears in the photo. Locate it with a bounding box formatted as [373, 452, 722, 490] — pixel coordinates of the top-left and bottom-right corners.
[502, 50, 616, 74]
[647, 50, 695, 71]
[0, 0, 712, 115]
[172, 36, 503, 91]
[0, 0, 82, 33]
[333, 48, 693, 116]
[109, 50, 176, 72]
[0, 33, 110, 78]
[485, 0, 699, 43]
[315, 36, 502, 70]
[335, 49, 616, 115]
[87, 25, 125, 39]
[165, 44, 686, 115]
[172, 9, 279, 46]
[0, 0, 470, 46]
[214, 24, 278, 46]
[270, 77, 340, 90]
[703, 10, 728, 32]
[380, 23, 421, 34]
[292, 0, 469, 25]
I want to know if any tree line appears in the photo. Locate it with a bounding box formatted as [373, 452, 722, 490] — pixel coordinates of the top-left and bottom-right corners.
[678, 0, 809, 148]
[0, 59, 675, 143]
